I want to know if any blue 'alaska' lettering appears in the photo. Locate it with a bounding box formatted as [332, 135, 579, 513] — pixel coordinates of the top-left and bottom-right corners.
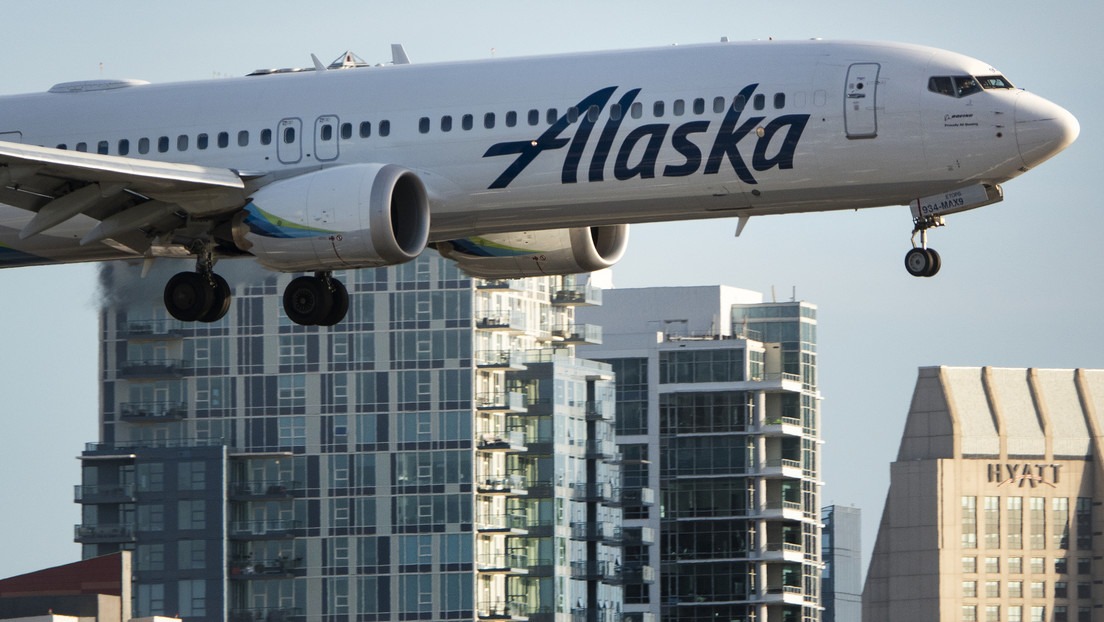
[483, 83, 809, 189]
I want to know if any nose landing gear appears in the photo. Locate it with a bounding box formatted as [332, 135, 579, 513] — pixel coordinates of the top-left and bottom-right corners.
[905, 216, 943, 278]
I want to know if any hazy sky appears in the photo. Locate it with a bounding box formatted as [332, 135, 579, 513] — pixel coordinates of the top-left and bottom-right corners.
[0, 0, 1100, 579]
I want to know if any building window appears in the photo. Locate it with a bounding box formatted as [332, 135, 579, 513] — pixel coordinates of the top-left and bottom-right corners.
[659, 348, 745, 384]
[1030, 581, 1045, 598]
[1075, 497, 1092, 549]
[962, 605, 977, 622]
[1030, 556, 1045, 574]
[1008, 556, 1022, 574]
[985, 556, 1000, 573]
[1030, 497, 1046, 549]
[986, 605, 1001, 622]
[984, 496, 1001, 548]
[986, 580, 1000, 598]
[1008, 581, 1022, 598]
[963, 556, 977, 573]
[962, 496, 977, 549]
[1053, 497, 1070, 549]
[962, 581, 977, 598]
[1008, 497, 1023, 549]
[1008, 606, 1022, 622]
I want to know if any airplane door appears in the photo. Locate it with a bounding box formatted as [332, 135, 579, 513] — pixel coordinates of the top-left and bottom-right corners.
[277, 118, 302, 164]
[844, 63, 880, 138]
[314, 115, 340, 161]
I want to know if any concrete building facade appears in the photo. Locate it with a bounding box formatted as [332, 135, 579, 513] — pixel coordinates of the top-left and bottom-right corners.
[821, 505, 861, 622]
[864, 367, 1104, 622]
[77, 256, 622, 622]
[579, 286, 823, 622]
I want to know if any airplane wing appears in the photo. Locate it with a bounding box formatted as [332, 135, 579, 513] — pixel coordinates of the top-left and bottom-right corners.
[0, 140, 248, 250]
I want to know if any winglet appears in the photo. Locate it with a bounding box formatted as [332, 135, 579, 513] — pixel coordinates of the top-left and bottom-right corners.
[735, 215, 750, 237]
[391, 44, 411, 65]
[310, 54, 327, 72]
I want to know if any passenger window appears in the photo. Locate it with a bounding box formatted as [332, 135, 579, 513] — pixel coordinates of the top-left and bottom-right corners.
[237, 131, 249, 147]
[340, 123, 352, 140]
[379, 121, 390, 137]
[484, 113, 495, 129]
[528, 109, 539, 126]
[774, 93, 785, 109]
[630, 102, 643, 119]
[76, 142, 87, 152]
[505, 111, 517, 127]
[360, 121, 372, 138]
[177, 135, 188, 151]
[693, 98, 705, 115]
[320, 125, 333, 141]
[713, 97, 726, 113]
[567, 107, 579, 124]
[217, 132, 229, 148]
[118, 139, 129, 156]
[419, 117, 430, 134]
[199, 133, 210, 149]
[96, 141, 108, 154]
[546, 108, 557, 124]
[609, 104, 622, 122]
[673, 100, 685, 116]
[587, 105, 600, 123]
[138, 138, 150, 154]
[753, 94, 765, 110]
[56, 144, 67, 150]
[158, 137, 169, 153]
[441, 116, 452, 132]
[653, 101, 664, 117]
[733, 94, 747, 111]
[283, 127, 296, 144]
[462, 114, 473, 131]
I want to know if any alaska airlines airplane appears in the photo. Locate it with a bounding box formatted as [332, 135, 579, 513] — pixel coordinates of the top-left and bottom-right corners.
[0, 40, 1078, 325]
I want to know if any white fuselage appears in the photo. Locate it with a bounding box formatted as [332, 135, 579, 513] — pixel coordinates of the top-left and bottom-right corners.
[0, 39, 1078, 266]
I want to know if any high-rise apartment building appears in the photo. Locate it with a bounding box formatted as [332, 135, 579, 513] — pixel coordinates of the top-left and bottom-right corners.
[821, 505, 861, 622]
[76, 256, 622, 622]
[864, 366, 1104, 622]
[578, 286, 822, 622]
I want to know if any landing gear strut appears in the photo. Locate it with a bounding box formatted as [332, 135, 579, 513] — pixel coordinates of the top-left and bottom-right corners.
[905, 216, 943, 278]
[164, 246, 231, 323]
[282, 272, 349, 326]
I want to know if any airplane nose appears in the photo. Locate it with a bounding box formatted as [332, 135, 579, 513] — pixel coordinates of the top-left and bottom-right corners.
[1014, 91, 1080, 169]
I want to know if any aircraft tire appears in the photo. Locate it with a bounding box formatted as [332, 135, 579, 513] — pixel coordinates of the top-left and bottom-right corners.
[923, 248, 941, 277]
[165, 271, 216, 322]
[318, 279, 349, 327]
[905, 248, 932, 277]
[283, 275, 334, 326]
[199, 273, 232, 323]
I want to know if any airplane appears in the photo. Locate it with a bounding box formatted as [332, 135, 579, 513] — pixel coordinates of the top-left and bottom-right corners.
[0, 40, 1079, 326]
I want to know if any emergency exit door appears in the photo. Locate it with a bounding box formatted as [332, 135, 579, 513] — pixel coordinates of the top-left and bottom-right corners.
[845, 63, 880, 138]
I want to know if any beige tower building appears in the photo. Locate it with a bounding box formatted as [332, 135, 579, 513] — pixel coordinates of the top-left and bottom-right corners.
[863, 367, 1104, 622]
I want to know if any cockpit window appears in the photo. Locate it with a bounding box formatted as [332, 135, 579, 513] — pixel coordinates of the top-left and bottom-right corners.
[977, 75, 1015, 89]
[928, 75, 998, 98]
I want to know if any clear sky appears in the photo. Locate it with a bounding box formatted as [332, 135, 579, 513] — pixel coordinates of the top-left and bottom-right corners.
[0, 0, 1100, 580]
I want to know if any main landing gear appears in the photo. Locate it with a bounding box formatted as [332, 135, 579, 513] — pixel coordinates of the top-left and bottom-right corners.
[164, 247, 349, 326]
[904, 216, 943, 278]
[282, 272, 349, 327]
[164, 248, 231, 323]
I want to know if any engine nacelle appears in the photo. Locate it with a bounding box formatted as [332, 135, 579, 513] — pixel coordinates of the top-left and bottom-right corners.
[235, 164, 429, 272]
[436, 225, 629, 278]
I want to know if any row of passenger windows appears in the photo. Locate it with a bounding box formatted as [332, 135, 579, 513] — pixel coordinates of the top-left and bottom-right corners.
[56, 120, 392, 156]
[418, 92, 799, 134]
[56, 89, 803, 155]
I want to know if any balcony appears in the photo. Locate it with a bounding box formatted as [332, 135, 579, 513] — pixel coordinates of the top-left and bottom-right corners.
[620, 562, 656, 584]
[477, 431, 527, 453]
[475, 513, 531, 534]
[760, 541, 804, 562]
[571, 482, 620, 504]
[477, 392, 527, 414]
[620, 488, 656, 508]
[550, 324, 602, 346]
[760, 585, 806, 605]
[476, 279, 526, 292]
[119, 318, 185, 339]
[583, 439, 616, 460]
[119, 401, 187, 423]
[117, 358, 189, 379]
[477, 475, 529, 496]
[756, 499, 804, 521]
[476, 350, 528, 371]
[229, 480, 300, 500]
[74, 483, 136, 504]
[228, 519, 301, 540]
[74, 524, 135, 543]
[759, 416, 804, 436]
[476, 553, 551, 575]
[585, 400, 613, 421]
[477, 600, 531, 621]
[476, 310, 528, 333]
[551, 283, 602, 307]
[229, 556, 304, 580]
[758, 458, 803, 479]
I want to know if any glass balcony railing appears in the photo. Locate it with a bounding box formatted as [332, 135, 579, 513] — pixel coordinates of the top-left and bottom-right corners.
[119, 401, 187, 421]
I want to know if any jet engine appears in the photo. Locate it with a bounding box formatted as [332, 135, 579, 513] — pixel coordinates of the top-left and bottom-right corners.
[234, 163, 429, 272]
[436, 225, 629, 278]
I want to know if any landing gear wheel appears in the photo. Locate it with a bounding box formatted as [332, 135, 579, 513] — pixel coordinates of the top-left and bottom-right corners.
[283, 276, 334, 326]
[905, 248, 941, 277]
[165, 272, 215, 322]
[318, 279, 349, 327]
[199, 273, 232, 323]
